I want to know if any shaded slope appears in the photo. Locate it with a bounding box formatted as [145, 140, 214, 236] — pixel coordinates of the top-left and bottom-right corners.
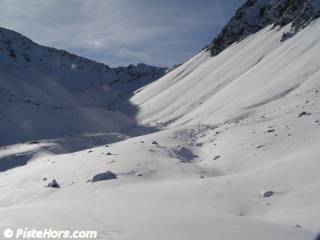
[0, 27, 165, 145]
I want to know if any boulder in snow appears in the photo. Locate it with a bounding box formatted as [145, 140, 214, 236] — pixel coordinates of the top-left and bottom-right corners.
[91, 171, 117, 183]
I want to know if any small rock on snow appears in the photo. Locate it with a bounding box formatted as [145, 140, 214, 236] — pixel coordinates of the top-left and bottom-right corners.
[266, 129, 275, 133]
[47, 179, 60, 188]
[297, 111, 311, 118]
[260, 191, 274, 197]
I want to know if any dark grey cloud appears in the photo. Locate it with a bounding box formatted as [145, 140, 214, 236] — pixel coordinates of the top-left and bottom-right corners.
[0, 0, 244, 67]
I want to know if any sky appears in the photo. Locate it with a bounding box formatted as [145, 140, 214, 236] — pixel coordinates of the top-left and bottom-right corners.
[0, 0, 244, 67]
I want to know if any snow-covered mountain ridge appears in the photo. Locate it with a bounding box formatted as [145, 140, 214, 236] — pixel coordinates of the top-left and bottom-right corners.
[0, 27, 166, 95]
[0, 27, 165, 145]
[207, 0, 320, 56]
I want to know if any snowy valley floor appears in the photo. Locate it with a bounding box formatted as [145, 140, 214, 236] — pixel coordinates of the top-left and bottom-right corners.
[0, 85, 320, 240]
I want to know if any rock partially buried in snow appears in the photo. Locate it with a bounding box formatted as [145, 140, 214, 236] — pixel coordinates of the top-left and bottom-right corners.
[266, 129, 275, 133]
[297, 111, 311, 118]
[47, 179, 60, 188]
[173, 146, 197, 163]
[259, 191, 274, 198]
[213, 155, 221, 160]
[91, 171, 117, 183]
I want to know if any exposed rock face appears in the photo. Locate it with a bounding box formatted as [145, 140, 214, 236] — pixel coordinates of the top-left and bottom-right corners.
[207, 0, 320, 56]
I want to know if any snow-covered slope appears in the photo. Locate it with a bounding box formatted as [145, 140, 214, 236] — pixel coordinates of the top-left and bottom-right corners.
[0, 27, 166, 145]
[127, 7, 320, 239]
[1, 1, 320, 240]
[131, 20, 320, 127]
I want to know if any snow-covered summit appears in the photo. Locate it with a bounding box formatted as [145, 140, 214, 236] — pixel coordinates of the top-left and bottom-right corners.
[207, 0, 320, 56]
[0, 27, 166, 92]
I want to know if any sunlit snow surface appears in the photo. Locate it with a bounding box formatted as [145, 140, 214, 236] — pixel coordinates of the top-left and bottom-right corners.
[1, 20, 320, 239]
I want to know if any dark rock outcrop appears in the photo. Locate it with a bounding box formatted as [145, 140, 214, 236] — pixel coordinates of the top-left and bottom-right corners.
[207, 0, 320, 56]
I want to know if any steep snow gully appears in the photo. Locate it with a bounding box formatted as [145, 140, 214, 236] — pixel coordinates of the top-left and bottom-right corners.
[1, 1, 320, 240]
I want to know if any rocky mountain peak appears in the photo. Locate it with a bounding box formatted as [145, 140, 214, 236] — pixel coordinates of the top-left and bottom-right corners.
[207, 0, 320, 56]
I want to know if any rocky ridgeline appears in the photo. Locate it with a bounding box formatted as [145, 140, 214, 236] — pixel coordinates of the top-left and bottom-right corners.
[207, 0, 320, 56]
[0, 26, 167, 145]
[0, 27, 166, 93]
